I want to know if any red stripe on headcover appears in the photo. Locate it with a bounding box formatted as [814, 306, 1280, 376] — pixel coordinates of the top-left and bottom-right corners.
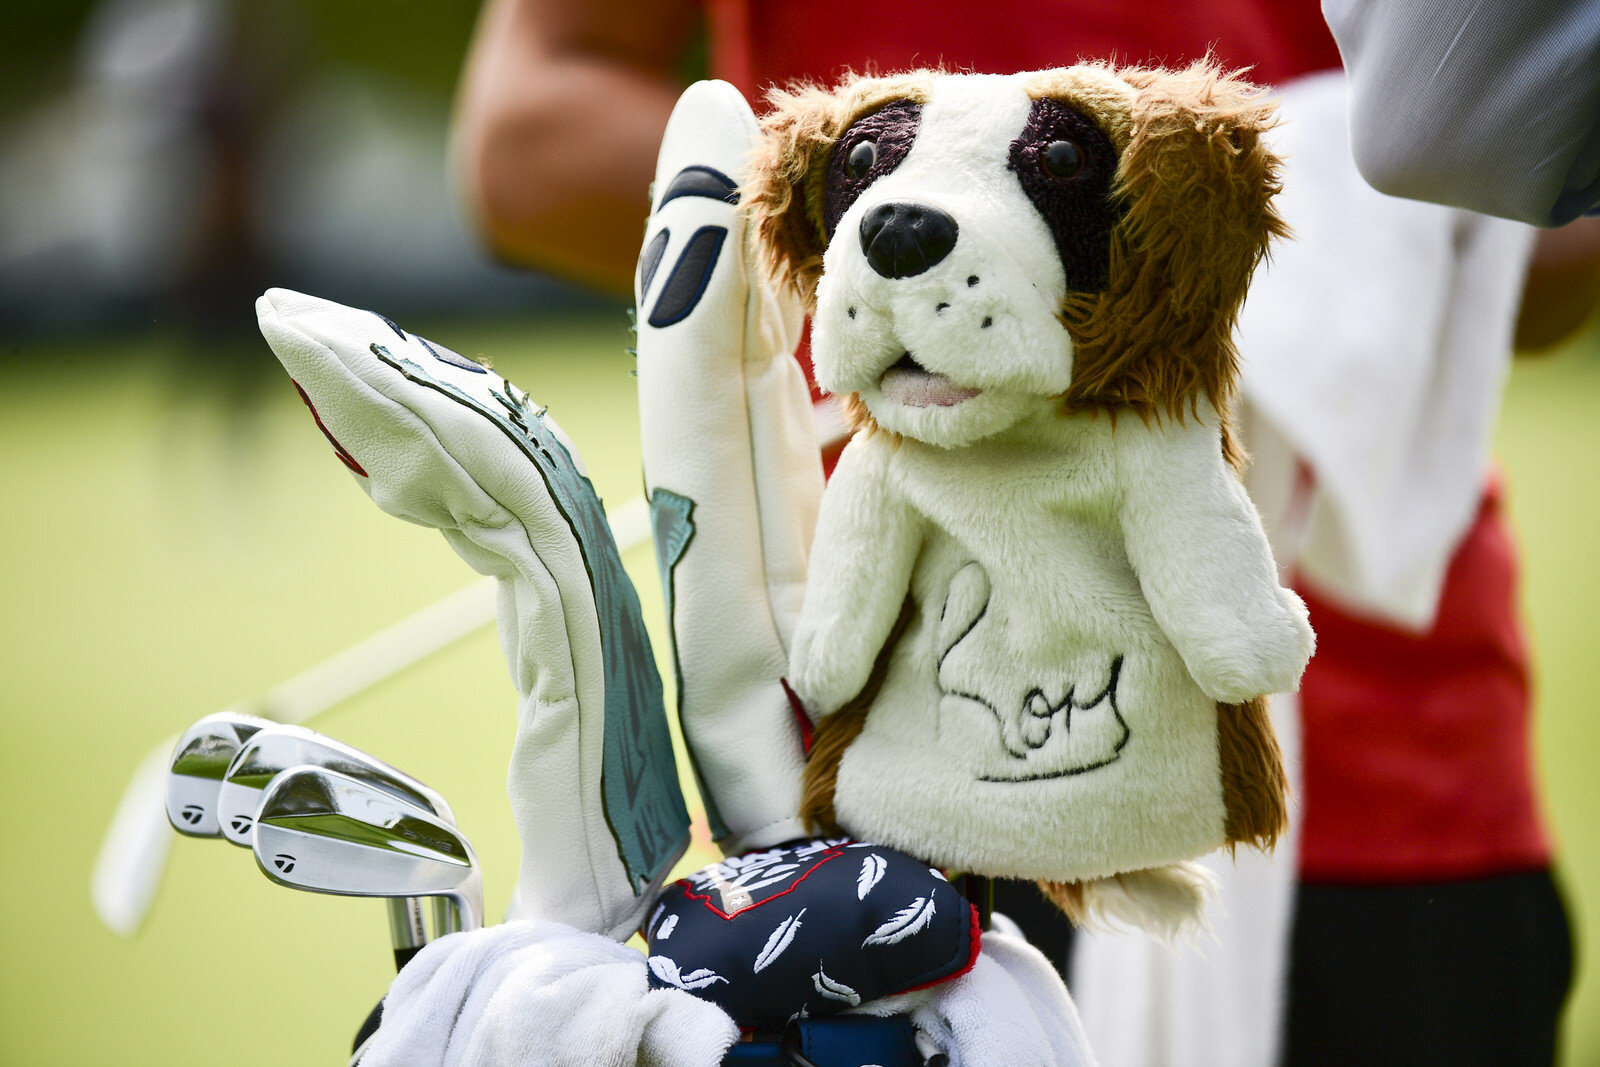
[292, 381, 368, 477]
[780, 678, 816, 755]
[675, 842, 848, 919]
[901, 901, 984, 994]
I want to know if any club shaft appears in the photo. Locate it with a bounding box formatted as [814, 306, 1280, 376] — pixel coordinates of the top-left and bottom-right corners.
[388, 897, 426, 959]
[432, 895, 459, 937]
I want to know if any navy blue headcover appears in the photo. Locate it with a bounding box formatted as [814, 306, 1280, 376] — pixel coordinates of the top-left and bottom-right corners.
[644, 838, 980, 1029]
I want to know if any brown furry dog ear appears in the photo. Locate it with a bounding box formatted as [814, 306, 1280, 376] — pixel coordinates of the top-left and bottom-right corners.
[746, 85, 848, 305]
[747, 73, 937, 306]
[1062, 61, 1287, 424]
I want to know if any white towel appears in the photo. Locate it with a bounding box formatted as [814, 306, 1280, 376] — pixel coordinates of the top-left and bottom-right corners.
[899, 930, 1098, 1067]
[1238, 70, 1534, 629]
[361, 920, 740, 1067]
[364, 920, 1092, 1066]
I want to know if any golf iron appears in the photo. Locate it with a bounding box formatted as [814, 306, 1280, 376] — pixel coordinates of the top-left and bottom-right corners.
[253, 765, 483, 935]
[168, 718, 436, 967]
[216, 724, 454, 845]
[165, 711, 275, 838]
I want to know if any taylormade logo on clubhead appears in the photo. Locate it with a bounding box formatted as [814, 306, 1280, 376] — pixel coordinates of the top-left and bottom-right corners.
[165, 711, 274, 839]
[164, 714, 441, 973]
[216, 724, 454, 847]
[253, 766, 482, 933]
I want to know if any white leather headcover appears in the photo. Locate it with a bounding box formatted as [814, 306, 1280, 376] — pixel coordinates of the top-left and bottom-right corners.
[635, 81, 822, 854]
[257, 288, 690, 940]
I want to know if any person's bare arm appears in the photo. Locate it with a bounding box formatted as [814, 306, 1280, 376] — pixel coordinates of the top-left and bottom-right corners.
[453, 0, 699, 294]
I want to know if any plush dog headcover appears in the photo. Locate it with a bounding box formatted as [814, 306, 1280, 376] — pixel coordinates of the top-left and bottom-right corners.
[752, 61, 1286, 450]
[749, 63, 1306, 931]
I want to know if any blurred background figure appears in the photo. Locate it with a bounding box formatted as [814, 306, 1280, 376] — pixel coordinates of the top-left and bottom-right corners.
[0, 0, 591, 350]
[0, 0, 282, 338]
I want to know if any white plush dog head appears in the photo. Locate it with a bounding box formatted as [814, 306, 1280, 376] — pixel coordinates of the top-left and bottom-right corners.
[748, 62, 1284, 454]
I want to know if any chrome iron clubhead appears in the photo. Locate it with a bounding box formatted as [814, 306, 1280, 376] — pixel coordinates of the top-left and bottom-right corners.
[216, 725, 454, 846]
[253, 767, 482, 932]
[166, 712, 275, 837]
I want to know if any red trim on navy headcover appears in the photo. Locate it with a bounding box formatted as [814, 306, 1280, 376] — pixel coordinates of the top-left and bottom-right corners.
[780, 678, 816, 755]
[901, 901, 983, 994]
[676, 842, 847, 919]
[291, 381, 368, 477]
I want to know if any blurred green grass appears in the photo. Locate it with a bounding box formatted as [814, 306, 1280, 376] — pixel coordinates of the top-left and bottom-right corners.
[0, 313, 703, 1065]
[1496, 342, 1600, 1065]
[0, 315, 1596, 1064]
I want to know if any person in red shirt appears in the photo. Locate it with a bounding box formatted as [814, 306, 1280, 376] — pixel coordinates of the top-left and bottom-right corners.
[453, 2, 1588, 1062]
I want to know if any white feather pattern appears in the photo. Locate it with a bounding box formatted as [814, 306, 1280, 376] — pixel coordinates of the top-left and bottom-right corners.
[812, 964, 861, 1006]
[753, 908, 806, 972]
[648, 956, 728, 991]
[862, 896, 936, 946]
[727, 863, 802, 893]
[857, 854, 888, 899]
[656, 914, 679, 941]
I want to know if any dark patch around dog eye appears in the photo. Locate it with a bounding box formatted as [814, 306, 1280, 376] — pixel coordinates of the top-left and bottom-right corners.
[1009, 99, 1121, 293]
[823, 100, 922, 237]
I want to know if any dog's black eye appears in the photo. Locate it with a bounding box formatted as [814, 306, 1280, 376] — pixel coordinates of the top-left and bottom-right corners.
[822, 100, 923, 237]
[846, 139, 878, 180]
[1008, 99, 1121, 293]
[1041, 139, 1084, 180]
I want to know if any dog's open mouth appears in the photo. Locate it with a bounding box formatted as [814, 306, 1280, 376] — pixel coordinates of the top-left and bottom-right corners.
[878, 352, 981, 408]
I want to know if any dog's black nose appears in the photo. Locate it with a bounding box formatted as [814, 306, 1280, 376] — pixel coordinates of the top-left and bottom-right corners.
[859, 201, 958, 279]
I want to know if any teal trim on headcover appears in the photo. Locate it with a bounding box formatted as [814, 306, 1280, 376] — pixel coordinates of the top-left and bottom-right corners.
[650, 488, 731, 842]
[372, 346, 690, 893]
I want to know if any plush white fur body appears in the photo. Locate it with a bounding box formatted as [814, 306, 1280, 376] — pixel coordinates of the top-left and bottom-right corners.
[778, 70, 1314, 886]
[791, 399, 1310, 880]
[778, 68, 1312, 893]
